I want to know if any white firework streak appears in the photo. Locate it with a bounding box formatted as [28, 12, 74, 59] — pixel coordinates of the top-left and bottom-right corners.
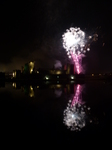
[62, 27, 90, 74]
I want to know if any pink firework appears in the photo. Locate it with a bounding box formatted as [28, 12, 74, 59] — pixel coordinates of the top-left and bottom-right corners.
[71, 52, 84, 74]
[71, 84, 84, 106]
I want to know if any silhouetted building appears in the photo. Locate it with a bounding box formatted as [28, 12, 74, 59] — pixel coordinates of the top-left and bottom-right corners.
[0, 81, 5, 87]
[21, 66, 24, 73]
[0, 72, 5, 80]
[70, 64, 75, 74]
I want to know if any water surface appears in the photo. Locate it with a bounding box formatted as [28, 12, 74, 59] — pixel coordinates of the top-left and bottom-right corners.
[0, 81, 112, 146]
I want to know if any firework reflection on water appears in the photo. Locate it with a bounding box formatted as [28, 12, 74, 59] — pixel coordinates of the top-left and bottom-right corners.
[63, 84, 91, 131]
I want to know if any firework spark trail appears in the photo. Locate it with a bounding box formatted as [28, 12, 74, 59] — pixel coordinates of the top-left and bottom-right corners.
[71, 52, 83, 74]
[62, 27, 91, 74]
[71, 84, 83, 106]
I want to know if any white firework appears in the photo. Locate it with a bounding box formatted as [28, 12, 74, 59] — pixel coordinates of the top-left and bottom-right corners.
[62, 27, 88, 56]
[63, 102, 86, 131]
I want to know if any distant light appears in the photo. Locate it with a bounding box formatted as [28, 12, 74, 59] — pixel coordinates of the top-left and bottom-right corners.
[70, 80, 74, 83]
[12, 83, 15, 87]
[90, 120, 92, 123]
[89, 36, 92, 39]
[56, 84, 61, 88]
[29, 86, 34, 97]
[88, 107, 91, 110]
[37, 86, 39, 88]
[37, 71, 39, 73]
[29, 62, 33, 65]
[12, 82, 16, 88]
[30, 86, 33, 91]
[13, 71, 16, 78]
[45, 76, 49, 80]
[29, 62, 34, 73]
[13, 72, 15, 77]
[71, 75, 74, 79]
[56, 71, 62, 74]
[87, 48, 90, 51]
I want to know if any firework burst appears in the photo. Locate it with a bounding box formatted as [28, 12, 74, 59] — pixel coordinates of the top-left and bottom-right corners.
[62, 27, 95, 74]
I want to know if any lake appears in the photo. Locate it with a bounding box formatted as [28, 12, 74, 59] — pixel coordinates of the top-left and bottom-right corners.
[0, 80, 112, 146]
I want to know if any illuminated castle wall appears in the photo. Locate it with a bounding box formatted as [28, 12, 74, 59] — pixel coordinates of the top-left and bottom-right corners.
[49, 63, 75, 75]
[23, 61, 35, 74]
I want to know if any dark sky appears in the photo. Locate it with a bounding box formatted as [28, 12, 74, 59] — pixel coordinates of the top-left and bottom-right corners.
[0, 0, 112, 73]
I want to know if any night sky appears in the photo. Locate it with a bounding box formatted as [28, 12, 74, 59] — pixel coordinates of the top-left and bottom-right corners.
[0, 0, 112, 73]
